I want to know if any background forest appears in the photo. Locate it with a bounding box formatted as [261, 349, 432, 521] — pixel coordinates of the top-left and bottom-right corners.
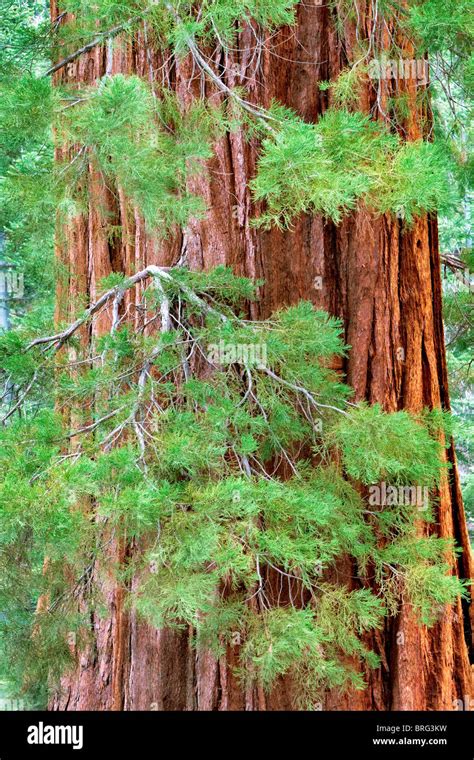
[0, 0, 472, 711]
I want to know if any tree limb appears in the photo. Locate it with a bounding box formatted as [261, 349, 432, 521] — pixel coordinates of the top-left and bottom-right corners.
[26, 266, 172, 352]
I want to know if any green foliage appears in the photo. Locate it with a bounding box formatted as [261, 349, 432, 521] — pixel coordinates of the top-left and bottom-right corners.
[319, 66, 364, 109]
[376, 140, 454, 223]
[0, 1, 468, 279]
[240, 607, 326, 689]
[252, 108, 454, 227]
[445, 314, 473, 531]
[58, 0, 299, 53]
[408, 0, 473, 92]
[330, 404, 446, 486]
[0, 0, 471, 711]
[59, 75, 221, 231]
[429, 2, 474, 535]
[377, 531, 469, 624]
[0, 75, 51, 172]
[0, 2, 54, 325]
[0, 268, 466, 707]
[0, 0, 50, 71]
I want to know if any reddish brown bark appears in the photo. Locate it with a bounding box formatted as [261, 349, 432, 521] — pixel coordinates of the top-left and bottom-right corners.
[50, 0, 473, 710]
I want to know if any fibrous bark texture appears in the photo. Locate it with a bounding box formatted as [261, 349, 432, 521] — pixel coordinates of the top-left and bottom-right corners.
[50, 0, 473, 711]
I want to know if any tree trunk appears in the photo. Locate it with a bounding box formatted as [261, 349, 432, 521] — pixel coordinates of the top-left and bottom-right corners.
[50, 0, 473, 711]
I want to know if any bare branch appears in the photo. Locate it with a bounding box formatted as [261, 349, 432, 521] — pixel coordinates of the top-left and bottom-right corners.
[26, 266, 172, 352]
[64, 406, 126, 439]
[47, 5, 278, 132]
[260, 367, 350, 417]
[45, 20, 135, 77]
[1, 371, 38, 425]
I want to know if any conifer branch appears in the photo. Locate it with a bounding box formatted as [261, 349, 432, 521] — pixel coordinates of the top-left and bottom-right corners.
[26, 265, 229, 355]
[46, 6, 278, 131]
[45, 20, 133, 76]
[1, 371, 38, 425]
[63, 406, 126, 439]
[260, 367, 350, 417]
[26, 266, 172, 352]
[166, 5, 278, 131]
[178, 27, 277, 129]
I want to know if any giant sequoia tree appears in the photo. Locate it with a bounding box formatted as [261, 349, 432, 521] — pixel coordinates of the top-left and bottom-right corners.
[0, 0, 472, 711]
